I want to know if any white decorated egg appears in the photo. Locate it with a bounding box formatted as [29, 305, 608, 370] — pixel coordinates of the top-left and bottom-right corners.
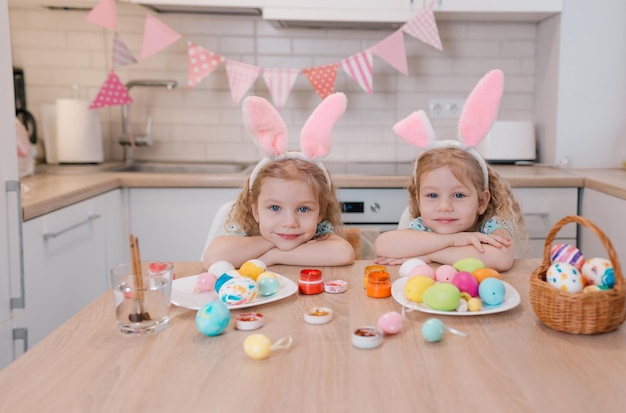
[218, 277, 258, 305]
[546, 262, 584, 293]
[581, 258, 615, 289]
[550, 244, 585, 270]
[399, 258, 427, 277]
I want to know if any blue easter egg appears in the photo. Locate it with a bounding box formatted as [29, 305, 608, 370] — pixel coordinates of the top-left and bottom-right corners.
[196, 300, 231, 336]
[214, 272, 234, 293]
[257, 277, 280, 297]
[422, 318, 445, 343]
[478, 278, 506, 306]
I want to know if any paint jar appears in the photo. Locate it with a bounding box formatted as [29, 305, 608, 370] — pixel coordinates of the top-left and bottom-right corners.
[363, 265, 386, 289]
[366, 270, 391, 298]
[298, 269, 324, 295]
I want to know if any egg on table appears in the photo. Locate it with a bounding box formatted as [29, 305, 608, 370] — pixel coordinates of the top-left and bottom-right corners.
[218, 277, 258, 305]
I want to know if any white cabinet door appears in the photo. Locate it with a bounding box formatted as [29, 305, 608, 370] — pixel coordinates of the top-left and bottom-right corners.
[129, 188, 240, 262]
[580, 188, 626, 262]
[19, 191, 118, 349]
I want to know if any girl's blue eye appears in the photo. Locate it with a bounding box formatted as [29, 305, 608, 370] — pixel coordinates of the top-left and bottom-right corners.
[426, 193, 438, 199]
[298, 206, 310, 213]
[270, 205, 280, 211]
[453, 193, 465, 199]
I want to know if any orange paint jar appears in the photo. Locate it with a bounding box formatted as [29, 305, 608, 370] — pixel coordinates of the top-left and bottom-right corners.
[366, 271, 391, 298]
[363, 265, 386, 289]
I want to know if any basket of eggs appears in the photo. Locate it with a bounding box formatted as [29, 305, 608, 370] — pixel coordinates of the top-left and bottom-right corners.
[530, 215, 626, 334]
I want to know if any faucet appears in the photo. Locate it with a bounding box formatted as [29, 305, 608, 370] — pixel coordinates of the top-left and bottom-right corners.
[119, 80, 177, 163]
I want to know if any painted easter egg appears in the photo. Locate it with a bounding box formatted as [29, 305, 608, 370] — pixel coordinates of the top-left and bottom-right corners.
[238, 259, 267, 281]
[422, 318, 445, 343]
[546, 262, 585, 293]
[257, 277, 280, 297]
[218, 277, 258, 305]
[581, 257, 615, 289]
[404, 275, 436, 303]
[472, 267, 502, 283]
[435, 264, 457, 283]
[208, 260, 235, 277]
[422, 283, 461, 311]
[195, 272, 217, 292]
[550, 244, 585, 270]
[399, 258, 427, 277]
[453, 257, 485, 273]
[452, 271, 479, 297]
[377, 311, 403, 335]
[195, 300, 231, 336]
[408, 264, 435, 279]
[478, 277, 506, 306]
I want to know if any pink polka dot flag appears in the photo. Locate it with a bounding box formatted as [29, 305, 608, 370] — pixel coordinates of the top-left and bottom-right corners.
[187, 41, 224, 88]
[402, 0, 443, 51]
[302, 63, 338, 100]
[89, 71, 132, 109]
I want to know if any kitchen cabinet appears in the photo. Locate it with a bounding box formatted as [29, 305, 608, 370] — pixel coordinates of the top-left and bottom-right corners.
[15, 189, 123, 351]
[580, 188, 626, 263]
[513, 187, 578, 258]
[128, 188, 240, 262]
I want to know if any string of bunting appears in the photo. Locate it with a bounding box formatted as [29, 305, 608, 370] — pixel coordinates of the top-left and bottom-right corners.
[85, 0, 442, 110]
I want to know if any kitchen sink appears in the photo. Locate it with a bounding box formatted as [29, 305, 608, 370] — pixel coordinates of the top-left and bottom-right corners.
[113, 162, 251, 174]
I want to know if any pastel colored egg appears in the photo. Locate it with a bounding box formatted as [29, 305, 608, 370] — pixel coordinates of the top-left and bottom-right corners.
[257, 277, 280, 297]
[581, 257, 615, 289]
[399, 258, 427, 277]
[456, 299, 468, 312]
[472, 267, 502, 284]
[243, 334, 272, 360]
[377, 311, 403, 335]
[467, 297, 482, 311]
[546, 262, 585, 293]
[208, 260, 235, 277]
[435, 264, 457, 283]
[195, 300, 231, 336]
[452, 271, 479, 297]
[218, 277, 258, 305]
[453, 257, 485, 273]
[550, 244, 585, 270]
[238, 259, 267, 281]
[256, 271, 279, 282]
[404, 275, 436, 303]
[422, 318, 445, 343]
[195, 272, 217, 292]
[422, 283, 461, 311]
[214, 272, 235, 293]
[478, 277, 506, 306]
[408, 264, 436, 279]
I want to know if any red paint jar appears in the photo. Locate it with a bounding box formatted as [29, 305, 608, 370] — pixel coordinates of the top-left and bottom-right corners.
[366, 271, 391, 298]
[298, 269, 324, 295]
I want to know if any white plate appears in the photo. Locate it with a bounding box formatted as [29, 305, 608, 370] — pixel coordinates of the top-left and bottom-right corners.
[391, 277, 521, 316]
[171, 273, 298, 310]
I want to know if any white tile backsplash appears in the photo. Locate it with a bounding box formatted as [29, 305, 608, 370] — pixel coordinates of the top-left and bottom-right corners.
[9, 3, 536, 164]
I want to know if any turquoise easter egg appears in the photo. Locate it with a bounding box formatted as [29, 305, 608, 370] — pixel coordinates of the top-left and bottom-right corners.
[196, 300, 231, 336]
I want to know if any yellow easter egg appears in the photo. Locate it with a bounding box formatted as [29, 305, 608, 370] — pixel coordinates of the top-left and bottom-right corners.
[404, 276, 436, 303]
[467, 297, 482, 312]
[238, 260, 266, 281]
[243, 334, 272, 360]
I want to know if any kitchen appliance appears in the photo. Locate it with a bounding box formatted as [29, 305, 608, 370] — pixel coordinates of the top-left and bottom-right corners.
[475, 120, 536, 164]
[55, 98, 103, 164]
[13, 67, 37, 145]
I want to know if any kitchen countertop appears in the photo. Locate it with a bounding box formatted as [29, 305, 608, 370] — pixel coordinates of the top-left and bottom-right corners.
[0, 260, 623, 412]
[19, 163, 588, 221]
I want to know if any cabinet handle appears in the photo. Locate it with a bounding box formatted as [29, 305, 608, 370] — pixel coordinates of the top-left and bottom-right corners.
[13, 328, 28, 353]
[6, 181, 25, 310]
[43, 214, 102, 241]
[524, 212, 549, 218]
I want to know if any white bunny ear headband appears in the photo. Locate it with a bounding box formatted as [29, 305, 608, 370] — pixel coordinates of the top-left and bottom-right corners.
[393, 69, 504, 190]
[243, 92, 347, 190]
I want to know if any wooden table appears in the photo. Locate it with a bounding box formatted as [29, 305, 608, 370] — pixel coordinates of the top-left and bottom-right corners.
[0, 260, 624, 413]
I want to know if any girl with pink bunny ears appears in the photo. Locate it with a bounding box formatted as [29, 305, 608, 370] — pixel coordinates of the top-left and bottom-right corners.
[203, 93, 355, 268]
[375, 70, 526, 272]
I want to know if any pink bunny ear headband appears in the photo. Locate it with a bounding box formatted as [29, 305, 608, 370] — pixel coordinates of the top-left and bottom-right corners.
[393, 69, 504, 190]
[243, 93, 347, 190]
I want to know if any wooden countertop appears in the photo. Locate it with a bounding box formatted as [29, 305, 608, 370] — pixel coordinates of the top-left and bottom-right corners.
[0, 260, 623, 412]
[19, 164, 585, 220]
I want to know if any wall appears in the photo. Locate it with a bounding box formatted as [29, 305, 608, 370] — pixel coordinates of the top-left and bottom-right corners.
[9, 3, 538, 165]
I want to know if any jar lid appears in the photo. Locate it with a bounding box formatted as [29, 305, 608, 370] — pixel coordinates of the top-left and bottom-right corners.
[235, 312, 264, 330]
[324, 279, 348, 294]
[351, 326, 384, 349]
[300, 268, 323, 280]
[304, 307, 333, 325]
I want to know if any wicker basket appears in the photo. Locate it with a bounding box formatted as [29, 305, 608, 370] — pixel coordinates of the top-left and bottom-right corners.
[530, 215, 626, 334]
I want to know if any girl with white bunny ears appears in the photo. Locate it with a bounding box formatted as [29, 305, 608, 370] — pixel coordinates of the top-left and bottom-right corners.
[375, 70, 526, 272]
[203, 93, 355, 268]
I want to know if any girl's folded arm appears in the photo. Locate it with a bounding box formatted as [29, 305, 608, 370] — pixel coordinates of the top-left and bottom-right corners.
[203, 235, 275, 269]
[261, 234, 355, 266]
[374, 229, 453, 259]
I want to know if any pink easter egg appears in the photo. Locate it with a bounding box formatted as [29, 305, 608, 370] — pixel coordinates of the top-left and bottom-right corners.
[408, 264, 435, 279]
[452, 271, 479, 297]
[550, 244, 585, 270]
[377, 311, 403, 335]
[196, 272, 217, 292]
[435, 264, 457, 283]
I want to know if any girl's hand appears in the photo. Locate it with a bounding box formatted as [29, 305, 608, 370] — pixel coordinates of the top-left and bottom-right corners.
[450, 232, 511, 253]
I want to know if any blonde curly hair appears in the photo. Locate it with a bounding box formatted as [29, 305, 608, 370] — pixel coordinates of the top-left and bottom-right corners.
[407, 147, 528, 255]
[228, 158, 344, 237]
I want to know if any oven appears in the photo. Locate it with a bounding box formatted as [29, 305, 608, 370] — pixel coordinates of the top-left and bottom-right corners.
[338, 188, 409, 259]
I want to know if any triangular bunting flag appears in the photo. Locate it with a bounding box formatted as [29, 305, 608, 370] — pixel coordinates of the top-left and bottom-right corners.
[262, 68, 299, 111]
[341, 51, 374, 94]
[225, 60, 262, 105]
[140, 14, 182, 60]
[112, 33, 137, 69]
[187, 41, 224, 88]
[85, 0, 117, 32]
[89, 71, 132, 109]
[302, 63, 339, 100]
[371, 30, 408, 75]
[402, 1, 443, 51]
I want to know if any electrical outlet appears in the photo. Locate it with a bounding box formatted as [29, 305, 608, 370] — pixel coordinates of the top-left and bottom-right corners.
[428, 99, 465, 118]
